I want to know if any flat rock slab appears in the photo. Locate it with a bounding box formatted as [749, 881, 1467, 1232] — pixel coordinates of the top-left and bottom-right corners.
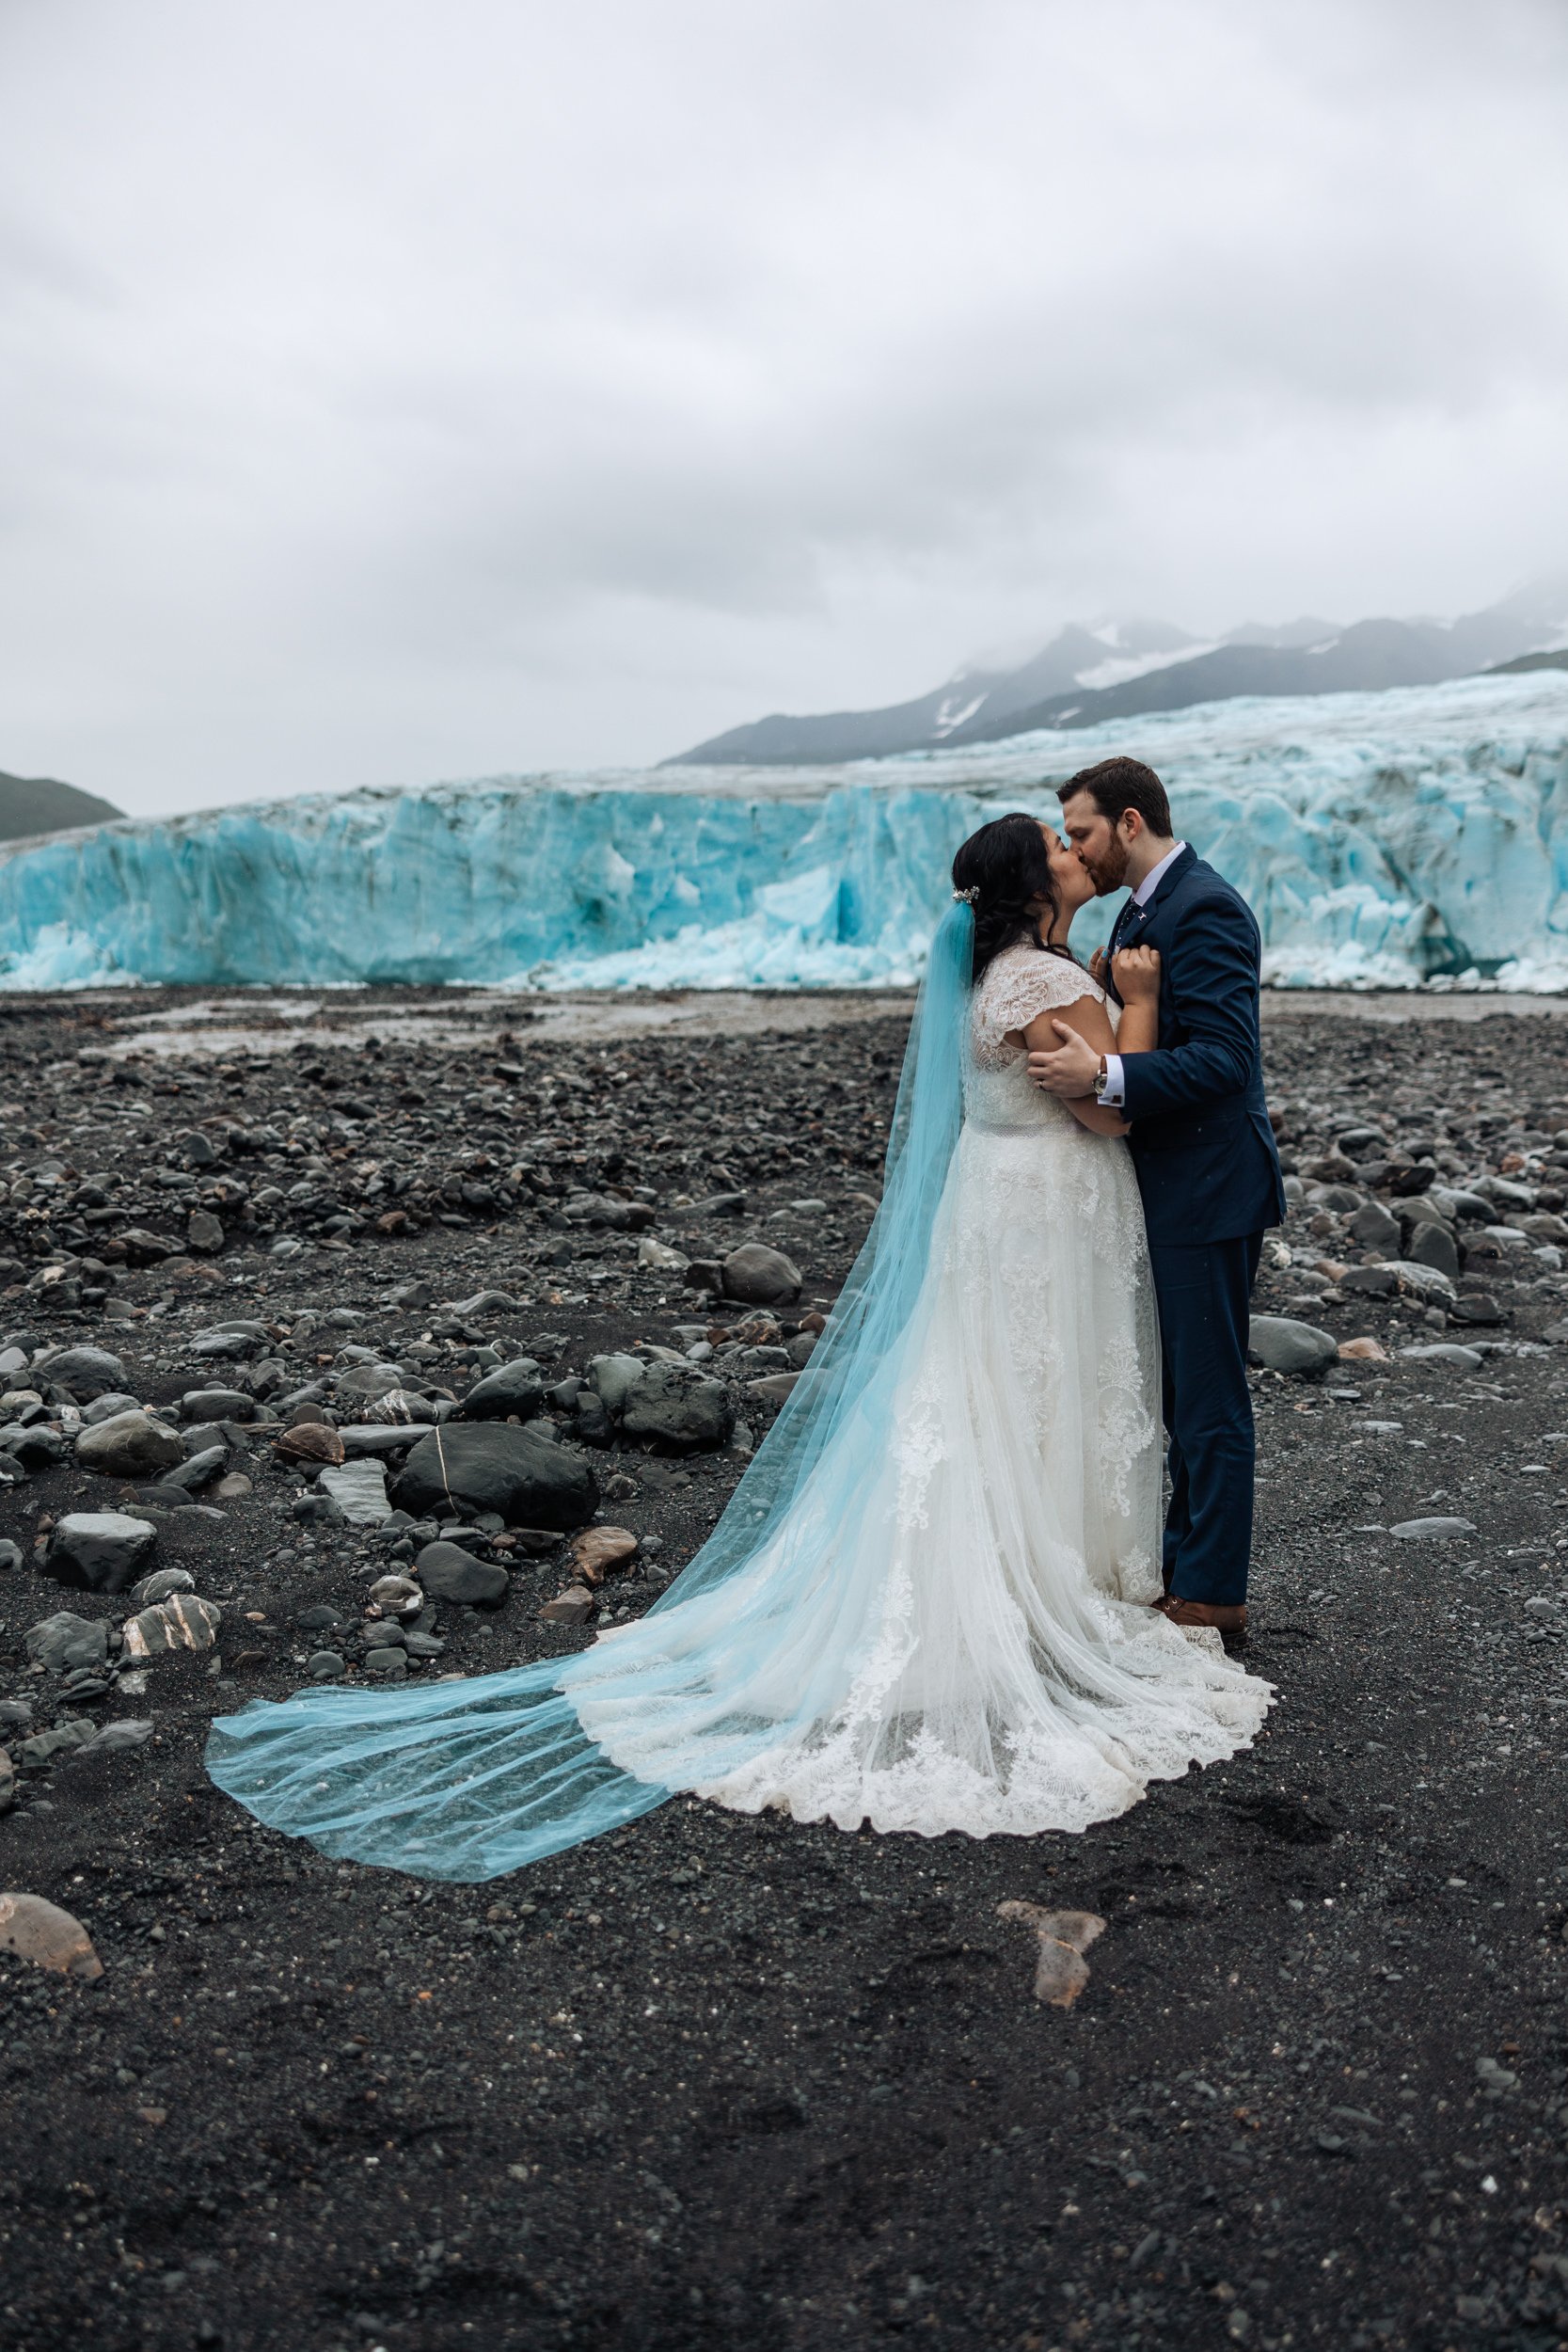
[1389, 1517, 1479, 1539]
[24, 1611, 110, 1673]
[318, 1460, 392, 1524]
[1400, 1343, 1485, 1370]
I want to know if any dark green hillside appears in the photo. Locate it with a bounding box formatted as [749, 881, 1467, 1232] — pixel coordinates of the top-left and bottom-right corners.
[0, 769, 121, 841]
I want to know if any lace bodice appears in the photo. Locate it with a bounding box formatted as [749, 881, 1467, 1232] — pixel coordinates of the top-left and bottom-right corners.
[966, 945, 1117, 1131]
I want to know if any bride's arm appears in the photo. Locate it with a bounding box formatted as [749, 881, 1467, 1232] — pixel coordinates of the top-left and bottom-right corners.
[1020, 993, 1129, 1136]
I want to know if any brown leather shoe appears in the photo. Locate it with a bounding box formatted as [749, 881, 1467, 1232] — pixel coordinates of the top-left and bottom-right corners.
[1152, 1595, 1247, 1649]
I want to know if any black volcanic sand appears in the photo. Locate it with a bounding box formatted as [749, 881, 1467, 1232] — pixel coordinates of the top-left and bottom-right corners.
[4, 989, 1568, 2351]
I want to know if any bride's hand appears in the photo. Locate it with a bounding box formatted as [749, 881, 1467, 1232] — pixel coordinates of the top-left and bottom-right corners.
[1112, 944, 1161, 1002]
[1087, 946, 1108, 985]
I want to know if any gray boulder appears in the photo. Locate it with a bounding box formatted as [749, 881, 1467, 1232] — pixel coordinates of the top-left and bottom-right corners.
[721, 1243, 802, 1308]
[34, 1344, 125, 1400]
[415, 1541, 511, 1608]
[586, 1353, 647, 1416]
[82, 1391, 142, 1424]
[1348, 1201, 1401, 1251]
[186, 1209, 225, 1253]
[391, 1422, 598, 1530]
[1405, 1220, 1461, 1282]
[621, 1362, 736, 1453]
[1398, 1343, 1484, 1370]
[1247, 1315, 1338, 1375]
[1339, 1266, 1397, 1296]
[43, 1511, 158, 1595]
[76, 1408, 185, 1480]
[461, 1360, 546, 1422]
[164, 1446, 229, 1492]
[24, 1612, 110, 1674]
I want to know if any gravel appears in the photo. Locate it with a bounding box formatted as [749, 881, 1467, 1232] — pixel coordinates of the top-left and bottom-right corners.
[3, 985, 1568, 2348]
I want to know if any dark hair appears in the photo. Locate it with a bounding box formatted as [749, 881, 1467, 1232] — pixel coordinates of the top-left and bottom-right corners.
[950, 812, 1074, 984]
[1058, 755, 1172, 838]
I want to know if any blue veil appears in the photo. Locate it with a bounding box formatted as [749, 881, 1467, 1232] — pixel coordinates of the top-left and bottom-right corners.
[206, 901, 977, 1880]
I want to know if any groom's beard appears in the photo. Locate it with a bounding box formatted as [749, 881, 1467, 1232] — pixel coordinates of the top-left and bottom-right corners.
[1087, 837, 1130, 895]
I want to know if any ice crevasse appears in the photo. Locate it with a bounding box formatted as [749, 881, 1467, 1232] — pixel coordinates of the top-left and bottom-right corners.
[0, 670, 1565, 993]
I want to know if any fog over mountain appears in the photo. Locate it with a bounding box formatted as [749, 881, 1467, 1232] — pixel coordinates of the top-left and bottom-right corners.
[669, 578, 1568, 765]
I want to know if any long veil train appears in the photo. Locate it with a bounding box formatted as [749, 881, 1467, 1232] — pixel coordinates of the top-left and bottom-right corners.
[206, 903, 984, 1880]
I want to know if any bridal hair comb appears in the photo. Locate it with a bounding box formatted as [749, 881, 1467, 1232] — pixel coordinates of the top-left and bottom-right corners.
[953, 885, 981, 904]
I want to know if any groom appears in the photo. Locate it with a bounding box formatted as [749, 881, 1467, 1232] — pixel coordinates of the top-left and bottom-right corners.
[1030, 755, 1285, 1642]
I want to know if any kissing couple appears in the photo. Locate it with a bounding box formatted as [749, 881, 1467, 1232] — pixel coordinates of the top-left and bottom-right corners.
[209, 755, 1286, 1879]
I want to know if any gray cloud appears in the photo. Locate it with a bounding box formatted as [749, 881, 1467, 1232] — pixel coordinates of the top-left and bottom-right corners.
[1, 0, 1565, 813]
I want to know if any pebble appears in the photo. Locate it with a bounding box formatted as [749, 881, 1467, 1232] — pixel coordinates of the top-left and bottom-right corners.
[721, 1241, 802, 1307]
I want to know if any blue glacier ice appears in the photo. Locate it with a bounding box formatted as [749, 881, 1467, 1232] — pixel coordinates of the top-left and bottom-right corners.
[0, 669, 1564, 993]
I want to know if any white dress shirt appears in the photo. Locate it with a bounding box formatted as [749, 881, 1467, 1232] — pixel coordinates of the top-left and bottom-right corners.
[1098, 842, 1186, 1111]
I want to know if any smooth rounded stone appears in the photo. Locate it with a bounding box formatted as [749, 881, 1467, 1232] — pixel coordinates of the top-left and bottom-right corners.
[361, 1619, 408, 1649]
[622, 1361, 736, 1452]
[179, 1128, 218, 1166]
[120, 1593, 222, 1660]
[334, 1363, 405, 1404]
[318, 1460, 392, 1525]
[0, 1537, 22, 1571]
[1389, 1516, 1479, 1540]
[77, 1718, 154, 1756]
[186, 1208, 225, 1253]
[131, 1566, 197, 1604]
[570, 1525, 639, 1583]
[307, 1650, 345, 1680]
[44, 1512, 157, 1595]
[180, 1387, 253, 1422]
[392, 1422, 598, 1530]
[586, 1353, 647, 1416]
[1306, 1183, 1362, 1215]
[415, 1542, 512, 1608]
[1435, 1188, 1498, 1224]
[460, 1360, 546, 1422]
[1398, 1343, 1484, 1370]
[292, 1491, 345, 1527]
[538, 1584, 595, 1625]
[1396, 1261, 1457, 1303]
[0, 1890, 103, 1979]
[1338, 1266, 1397, 1296]
[212, 1471, 252, 1501]
[1246, 1315, 1338, 1375]
[275, 1422, 346, 1466]
[82, 1391, 142, 1425]
[128, 1480, 199, 1512]
[76, 1409, 185, 1480]
[1349, 1201, 1402, 1250]
[33, 1344, 125, 1400]
[637, 1234, 687, 1273]
[0, 1751, 13, 1814]
[166, 1445, 229, 1492]
[785, 1329, 817, 1368]
[24, 1612, 110, 1674]
[18, 1719, 97, 1771]
[296, 1602, 343, 1630]
[363, 1388, 440, 1426]
[721, 1242, 802, 1307]
[363, 1646, 409, 1679]
[1338, 1335, 1390, 1361]
[1405, 1221, 1461, 1281]
[746, 1372, 800, 1405]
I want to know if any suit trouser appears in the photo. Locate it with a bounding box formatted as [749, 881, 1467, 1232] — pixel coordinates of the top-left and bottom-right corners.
[1147, 1232, 1263, 1609]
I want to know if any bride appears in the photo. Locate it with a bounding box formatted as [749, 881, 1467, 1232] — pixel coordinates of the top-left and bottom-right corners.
[208, 813, 1272, 1880]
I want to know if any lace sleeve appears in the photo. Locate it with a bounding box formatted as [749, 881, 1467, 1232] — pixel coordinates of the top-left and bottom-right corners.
[975, 949, 1102, 1039]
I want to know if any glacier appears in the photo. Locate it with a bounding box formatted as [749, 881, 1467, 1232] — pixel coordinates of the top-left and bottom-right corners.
[0, 669, 1564, 993]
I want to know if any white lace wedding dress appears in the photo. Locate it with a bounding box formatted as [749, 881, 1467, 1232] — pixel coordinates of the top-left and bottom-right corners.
[572, 945, 1273, 1839]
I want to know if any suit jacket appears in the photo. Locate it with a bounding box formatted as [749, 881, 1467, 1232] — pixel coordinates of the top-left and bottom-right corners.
[1108, 847, 1286, 1248]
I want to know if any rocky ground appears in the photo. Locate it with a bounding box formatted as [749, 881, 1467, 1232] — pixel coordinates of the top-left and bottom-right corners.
[4, 985, 1568, 2352]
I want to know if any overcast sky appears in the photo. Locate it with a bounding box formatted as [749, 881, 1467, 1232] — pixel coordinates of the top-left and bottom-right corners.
[2, 0, 1566, 817]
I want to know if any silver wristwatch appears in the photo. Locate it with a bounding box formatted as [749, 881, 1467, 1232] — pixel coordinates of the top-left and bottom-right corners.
[1093, 1057, 1109, 1102]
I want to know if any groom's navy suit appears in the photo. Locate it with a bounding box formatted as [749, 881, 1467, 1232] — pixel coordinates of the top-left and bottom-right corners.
[1107, 848, 1286, 1607]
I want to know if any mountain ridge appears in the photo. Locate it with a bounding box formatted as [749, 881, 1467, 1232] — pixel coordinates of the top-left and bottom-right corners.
[665, 576, 1568, 766]
[0, 771, 122, 842]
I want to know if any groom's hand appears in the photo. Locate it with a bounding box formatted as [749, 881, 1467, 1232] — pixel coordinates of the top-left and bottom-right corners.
[1028, 1022, 1101, 1099]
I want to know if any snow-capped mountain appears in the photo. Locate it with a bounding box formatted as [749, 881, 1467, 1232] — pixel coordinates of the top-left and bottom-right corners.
[667, 577, 1568, 765]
